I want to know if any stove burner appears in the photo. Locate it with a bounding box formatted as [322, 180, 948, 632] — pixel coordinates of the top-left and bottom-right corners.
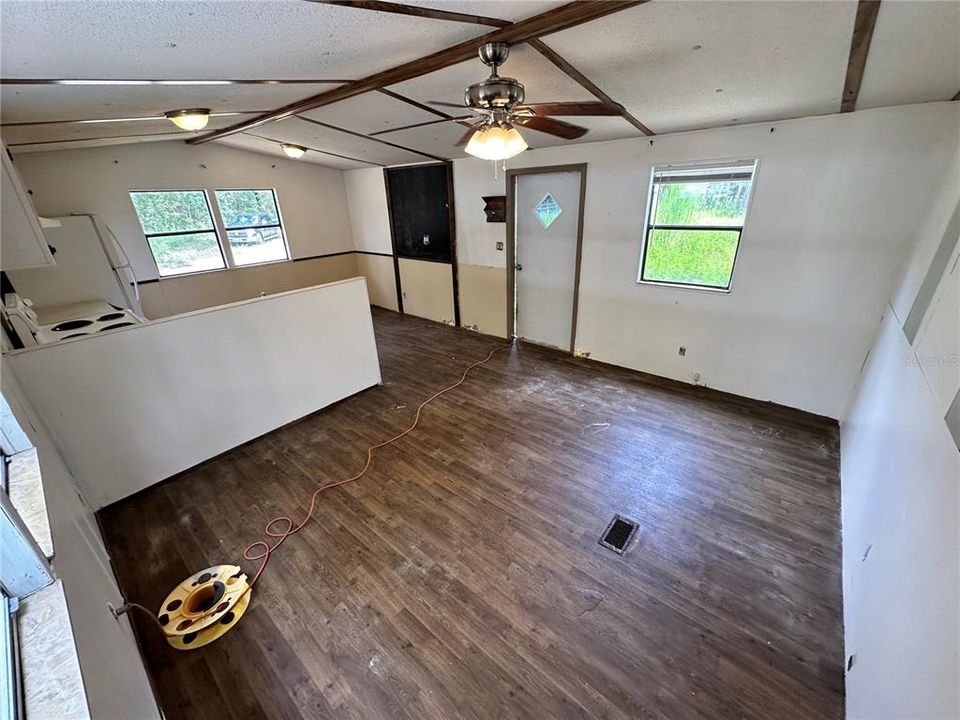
[51, 319, 94, 332]
[99, 322, 135, 332]
[97, 312, 126, 321]
[63, 333, 91, 340]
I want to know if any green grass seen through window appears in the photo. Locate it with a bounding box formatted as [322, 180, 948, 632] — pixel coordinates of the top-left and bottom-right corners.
[643, 228, 740, 288]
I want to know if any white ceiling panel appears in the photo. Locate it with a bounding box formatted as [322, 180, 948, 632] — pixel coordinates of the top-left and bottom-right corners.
[299, 91, 440, 136]
[399, 1, 565, 23]
[546, 1, 858, 134]
[0, 83, 340, 124]
[388, 42, 594, 109]
[858, 1, 960, 110]
[9, 134, 182, 155]
[259, 116, 430, 166]
[1, 114, 252, 146]
[214, 133, 372, 171]
[381, 121, 472, 159]
[0, 1, 487, 80]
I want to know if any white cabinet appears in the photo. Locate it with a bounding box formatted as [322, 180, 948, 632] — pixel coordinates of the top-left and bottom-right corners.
[1, 145, 55, 270]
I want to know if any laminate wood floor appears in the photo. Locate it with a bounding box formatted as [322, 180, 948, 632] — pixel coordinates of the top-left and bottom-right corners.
[99, 308, 844, 720]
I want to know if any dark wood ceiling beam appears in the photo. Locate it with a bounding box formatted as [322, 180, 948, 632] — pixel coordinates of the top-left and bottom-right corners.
[309, 0, 509, 27]
[377, 87, 453, 119]
[841, 0, 881, 113]
[527, 37, 654, 135]
[187, 1, 644, 144]
[952, 89, 960, 102]
[294, 114, 449, 161]
[242, 130, 384, 166]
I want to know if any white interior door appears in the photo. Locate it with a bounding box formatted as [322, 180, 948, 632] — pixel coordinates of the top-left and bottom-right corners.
[514, 170, 582, 350]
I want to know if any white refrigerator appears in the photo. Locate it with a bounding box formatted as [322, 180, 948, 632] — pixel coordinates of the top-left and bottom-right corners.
[7, 214, 142, 316]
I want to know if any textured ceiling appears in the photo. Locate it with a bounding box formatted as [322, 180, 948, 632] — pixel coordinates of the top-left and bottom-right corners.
[858, 0, 960, 110]
[2, 0, 957, 168]
[400, 0, 564, 22]
[213, 132, 374, 171]
[546, 1, 857, 134]
[299, 92, 440, 136]
[0, 1, 482, 80]
[259, 116, 429, 166]
[0, 83, 342, 123]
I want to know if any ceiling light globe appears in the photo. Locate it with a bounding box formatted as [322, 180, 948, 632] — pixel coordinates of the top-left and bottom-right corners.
[464, 124, 527, 161]
[281, 143, 307, 159]
[164, 109, 210, 131]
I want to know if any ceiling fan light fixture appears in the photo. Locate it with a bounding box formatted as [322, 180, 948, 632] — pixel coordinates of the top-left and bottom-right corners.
[464, 123, 527, 161]
[280, 143, 307, 159]
[163, 108, 211, 131]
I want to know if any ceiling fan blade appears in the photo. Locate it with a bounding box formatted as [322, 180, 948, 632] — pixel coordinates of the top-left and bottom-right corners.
[515, 115, 588, 140]
[514, 101, 622, 117]
[455, 124, 478, 147]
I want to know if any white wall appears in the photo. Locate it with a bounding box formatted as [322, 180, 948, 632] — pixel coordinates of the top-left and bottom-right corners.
[839, 141, 960, 714]
[344, 167, 392, 254]
[11, 141, 355, 281]
[6, 279, 381, 508]
[449, 102, 960, 418]
[1, 366, 161, 720]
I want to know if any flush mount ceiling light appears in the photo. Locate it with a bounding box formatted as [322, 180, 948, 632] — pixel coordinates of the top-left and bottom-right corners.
[280, 143, 307, 159]
[464, 122, 528, 161]
[164, 108, 210, 131]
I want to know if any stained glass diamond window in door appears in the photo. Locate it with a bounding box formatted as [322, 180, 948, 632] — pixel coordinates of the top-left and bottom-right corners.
[533, 193, 562, 229]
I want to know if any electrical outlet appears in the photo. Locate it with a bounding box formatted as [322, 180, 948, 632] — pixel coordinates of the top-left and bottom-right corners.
[693, 371, 701, 385]
[678, 346, 686, 357]
[496, 241, 504, 251]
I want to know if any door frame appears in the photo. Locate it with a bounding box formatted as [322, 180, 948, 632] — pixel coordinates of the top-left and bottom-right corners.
[382, 162, 461, 325]
[506, 163, 587, 352]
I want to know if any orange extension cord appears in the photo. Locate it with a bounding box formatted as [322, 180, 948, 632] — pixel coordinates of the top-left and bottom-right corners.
[115, 340, 513, 632]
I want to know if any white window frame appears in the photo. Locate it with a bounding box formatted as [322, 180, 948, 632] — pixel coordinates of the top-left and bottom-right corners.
[130, 187, 293, 278]
[129, 189, 227, 278]
[212, 188, 291, 267]
[637, 157, 760, 293]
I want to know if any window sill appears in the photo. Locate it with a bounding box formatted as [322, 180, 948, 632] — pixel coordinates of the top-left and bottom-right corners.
[636, 279, 732, 294]
[153, 257, 292, 280]
[8, 448, 54, 559]
[18, 579, 90, 720]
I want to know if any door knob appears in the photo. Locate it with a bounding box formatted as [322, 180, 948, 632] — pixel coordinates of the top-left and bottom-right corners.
[515, 263, 523, 271]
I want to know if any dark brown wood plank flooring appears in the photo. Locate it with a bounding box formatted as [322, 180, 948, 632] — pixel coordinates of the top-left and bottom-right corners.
[99, 307, 844, 720]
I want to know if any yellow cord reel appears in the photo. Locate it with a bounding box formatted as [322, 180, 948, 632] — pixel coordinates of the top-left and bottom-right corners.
[157, 564, 251, 650]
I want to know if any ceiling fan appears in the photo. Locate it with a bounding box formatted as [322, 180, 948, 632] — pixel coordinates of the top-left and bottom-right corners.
[429, 42, 622, 161]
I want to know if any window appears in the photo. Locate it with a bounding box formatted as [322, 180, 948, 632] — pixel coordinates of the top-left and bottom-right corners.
[215, 189, 289, 266]
[639, 160, 756, 290]
[130, 190, 225, 276]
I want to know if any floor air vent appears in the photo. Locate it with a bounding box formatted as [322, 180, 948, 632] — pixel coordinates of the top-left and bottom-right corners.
[599, 514, 638, 555]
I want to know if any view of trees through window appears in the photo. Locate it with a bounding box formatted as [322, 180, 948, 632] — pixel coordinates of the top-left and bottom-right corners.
[215, 189, 288, 266]
[640, 166, 755, 289]
[130, 188, 288, 275]
[129, 191, 224, 276]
